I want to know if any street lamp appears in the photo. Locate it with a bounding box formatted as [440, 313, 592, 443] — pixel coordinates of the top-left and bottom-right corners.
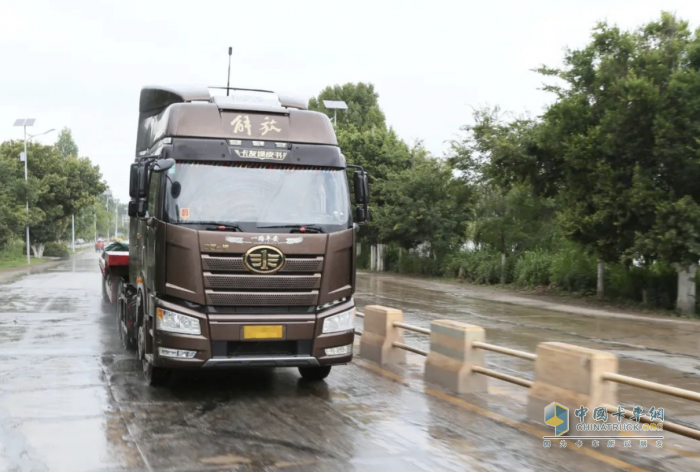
[28, 129, 56, 141]
[322, 100, 348, 125]
[13, 118, 36, 265]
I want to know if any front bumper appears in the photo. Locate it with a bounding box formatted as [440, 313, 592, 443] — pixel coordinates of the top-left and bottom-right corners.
[151, 298, 355, 369]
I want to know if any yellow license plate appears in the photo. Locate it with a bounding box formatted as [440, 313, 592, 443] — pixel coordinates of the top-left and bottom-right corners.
[243, 325, 284, 340]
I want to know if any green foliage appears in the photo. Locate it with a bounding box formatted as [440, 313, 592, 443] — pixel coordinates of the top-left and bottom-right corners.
[549, 246, 598, 293]
[43, 242, 70, 258]
[513, 251, 553, 287]
[0, 135, 106, 256]
[55, 127, 79, 159]
[308, 83, 386, 132]
[375, 153, 470, 254]
[442, 250, 514, 285]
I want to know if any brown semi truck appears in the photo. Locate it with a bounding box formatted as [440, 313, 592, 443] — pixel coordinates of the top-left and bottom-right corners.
[114, 86, 369, 385]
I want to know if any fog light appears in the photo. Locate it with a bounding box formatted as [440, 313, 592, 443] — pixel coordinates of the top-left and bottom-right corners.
[325, 344, 352, 356]
[158, 347, 197, 359]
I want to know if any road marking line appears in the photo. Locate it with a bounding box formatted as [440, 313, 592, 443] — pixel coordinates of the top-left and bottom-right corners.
[355, 358, 651, 472]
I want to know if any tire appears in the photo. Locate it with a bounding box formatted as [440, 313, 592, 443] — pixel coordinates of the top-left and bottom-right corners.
[101, 275, 111, 304]
[137, 305, 169, 387]
[143, 357, 169, 387]
[298, 366, 332, 381]
[117, 285, 136, 351]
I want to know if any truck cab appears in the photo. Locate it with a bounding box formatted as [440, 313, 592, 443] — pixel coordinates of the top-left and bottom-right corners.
[119, 86, 369, 385]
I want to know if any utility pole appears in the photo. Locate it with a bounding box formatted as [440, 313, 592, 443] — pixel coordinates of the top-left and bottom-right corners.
[115, 203, 118, 238]
[71, 214, 75, 253]
[23, 126, 30, 264]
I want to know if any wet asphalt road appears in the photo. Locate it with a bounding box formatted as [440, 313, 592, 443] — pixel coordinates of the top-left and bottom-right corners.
[1, 253, 699, 472]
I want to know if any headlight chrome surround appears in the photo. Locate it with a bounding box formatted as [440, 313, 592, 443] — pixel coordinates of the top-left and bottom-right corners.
[156, 308, 201, 335]
[322, 308, 356, 334]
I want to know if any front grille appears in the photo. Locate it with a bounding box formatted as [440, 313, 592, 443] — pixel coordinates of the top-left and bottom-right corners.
[204, 274, 321, 290]
[206, 290, 319, 306]
[202, 255, 323, 273]
[201, 254, 323, 308]
[212, 340, 312, 357]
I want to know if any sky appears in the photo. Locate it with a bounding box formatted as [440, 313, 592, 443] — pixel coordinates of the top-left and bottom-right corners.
[1, 0, 700, 202]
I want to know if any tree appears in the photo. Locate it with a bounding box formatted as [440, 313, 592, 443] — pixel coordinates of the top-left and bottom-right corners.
[479, 14, 700, 310]
[0, 147, 28, 249]
[308, 83, 386, 132]
[55, 127, 79, 158]
[0, 140, 106, 257]
[375, 148, 470, 258]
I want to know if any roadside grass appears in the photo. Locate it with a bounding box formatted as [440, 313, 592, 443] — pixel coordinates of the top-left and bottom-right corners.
[0, 238, 46, 271]
[0, 255, 47, 270]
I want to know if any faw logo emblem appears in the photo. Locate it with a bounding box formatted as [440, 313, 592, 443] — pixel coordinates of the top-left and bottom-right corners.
[243, 245, 285, 274]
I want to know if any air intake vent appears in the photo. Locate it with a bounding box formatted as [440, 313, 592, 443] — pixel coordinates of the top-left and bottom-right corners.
[206, 290, 318, 306]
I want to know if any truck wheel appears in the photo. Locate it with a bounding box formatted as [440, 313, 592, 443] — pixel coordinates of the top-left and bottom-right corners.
[143, 357, 169, 387]
[138, 313, 169, 387]
[298, 366, 332, 381]
[117, 284, 136, 351]
[101, 276, 111, 304]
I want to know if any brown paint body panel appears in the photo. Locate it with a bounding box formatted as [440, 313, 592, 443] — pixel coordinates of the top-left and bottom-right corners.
[163, 224, 205, 304]
[150, 225, 356, 369]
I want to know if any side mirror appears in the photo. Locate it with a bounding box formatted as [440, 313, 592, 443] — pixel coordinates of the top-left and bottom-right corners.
[153, 158, 175, 173]
[353, 171, 367, 204]
[129, 163, 139, 199]
[137, 200, 147, 218]
[170, 181, 181, 199]
[137, 163, 148, 199]
[354, 206, 366, 224]
[128, 201, 138, 217]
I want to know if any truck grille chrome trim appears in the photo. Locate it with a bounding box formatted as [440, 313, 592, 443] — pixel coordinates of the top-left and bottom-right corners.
[202, 255, 323, 273]
[202, 356, 320, 368]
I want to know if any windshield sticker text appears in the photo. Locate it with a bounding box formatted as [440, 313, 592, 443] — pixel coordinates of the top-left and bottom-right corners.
[235, 149, 287, 161]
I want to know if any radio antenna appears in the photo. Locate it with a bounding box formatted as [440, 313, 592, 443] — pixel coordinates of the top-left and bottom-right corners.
[226, 47, 232, 96]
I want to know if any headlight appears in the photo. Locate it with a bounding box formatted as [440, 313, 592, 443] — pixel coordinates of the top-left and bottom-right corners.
[322, 308, 355, 334]
[156, 308, 201, 335]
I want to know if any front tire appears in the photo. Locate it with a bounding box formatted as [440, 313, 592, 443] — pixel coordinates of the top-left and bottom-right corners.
[138, 307, 169, 387]
[298, 366, 332, 381]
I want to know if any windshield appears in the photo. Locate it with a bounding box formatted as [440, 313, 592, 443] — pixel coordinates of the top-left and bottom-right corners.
[164, 161, 351, 232]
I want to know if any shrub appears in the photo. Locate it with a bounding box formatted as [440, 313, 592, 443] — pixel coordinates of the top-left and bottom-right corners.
[43, 242, 70, 258]
[514, 250, 552, 287]
[0, 238, 24, 259]
[549, 246, 597, 293]
[442, 250, 513, 284]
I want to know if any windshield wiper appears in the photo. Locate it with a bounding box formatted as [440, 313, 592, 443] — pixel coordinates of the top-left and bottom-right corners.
[256, 224, 325, 234]
[178, 221, 242, 232]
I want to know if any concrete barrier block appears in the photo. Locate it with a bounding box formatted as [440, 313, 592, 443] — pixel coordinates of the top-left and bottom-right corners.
[424, 320, 487, 394]
[359, 305, 406, 366]
[527, 342, 618, 432]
